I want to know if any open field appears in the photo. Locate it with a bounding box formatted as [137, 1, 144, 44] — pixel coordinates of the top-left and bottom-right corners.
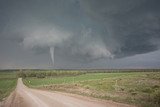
[5, 78, 130, 107]
[0, 70, 160, 107]
[0, 71, 17, 101]
[23, 71, 160, 107]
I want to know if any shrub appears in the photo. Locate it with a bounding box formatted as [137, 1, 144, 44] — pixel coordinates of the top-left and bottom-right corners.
[152, 85, 160, 89]
[142, 87, 153, 93]
[152, 90, 160, 105]
[17, 71, 26, 78]
[36, 73, 45, 78]
[131, 92, 137, 96]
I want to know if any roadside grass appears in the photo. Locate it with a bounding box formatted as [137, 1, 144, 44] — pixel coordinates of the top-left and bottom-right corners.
[0, 72, 17, 101]
[23, 72, 160, 107]
[0, 72, 17, 79]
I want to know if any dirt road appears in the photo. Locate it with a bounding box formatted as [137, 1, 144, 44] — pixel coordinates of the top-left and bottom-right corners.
[3, 78, 135, 107]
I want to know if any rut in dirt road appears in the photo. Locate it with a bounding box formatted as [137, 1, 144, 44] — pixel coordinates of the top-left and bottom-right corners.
[3, 78, 135, 107]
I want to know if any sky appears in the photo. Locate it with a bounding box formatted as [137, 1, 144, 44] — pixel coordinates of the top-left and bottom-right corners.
[0, 0, 160, 69]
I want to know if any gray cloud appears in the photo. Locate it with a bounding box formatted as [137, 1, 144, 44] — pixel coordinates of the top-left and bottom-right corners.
[22, 26, 72, 49]
[79, 0, 160, 58]
[0, 0, 160, 68]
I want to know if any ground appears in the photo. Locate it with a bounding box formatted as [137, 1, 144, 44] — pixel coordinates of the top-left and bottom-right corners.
[3, 78, 134, 107]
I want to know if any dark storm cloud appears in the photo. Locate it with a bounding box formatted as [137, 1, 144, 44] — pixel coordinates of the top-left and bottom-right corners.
[79, 0, 160, 58]
[0, 0, 160, 68]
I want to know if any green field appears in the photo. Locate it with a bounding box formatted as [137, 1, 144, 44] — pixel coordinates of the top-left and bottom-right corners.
[0, 72, 17, 101]
[23, 71, 160, 107]
[0, 70, 159, 107]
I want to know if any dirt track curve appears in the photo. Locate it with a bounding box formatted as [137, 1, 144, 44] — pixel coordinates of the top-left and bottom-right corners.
[2, 78, 135, 107]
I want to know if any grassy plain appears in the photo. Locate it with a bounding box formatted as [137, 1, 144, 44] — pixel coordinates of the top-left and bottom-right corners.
[0, 71, 17, 100]
[23, 71, 160, 107]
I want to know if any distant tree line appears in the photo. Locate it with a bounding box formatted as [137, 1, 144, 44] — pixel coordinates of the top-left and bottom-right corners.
[16, 69, 160, 78]
[17, 70, 86, 78]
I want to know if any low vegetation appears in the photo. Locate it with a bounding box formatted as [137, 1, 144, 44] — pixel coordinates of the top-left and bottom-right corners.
[0, 71, 17, 101]
[0, 69, 159, 107]
[17, 70, 86, 78]
[23, 71, 160, 107]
